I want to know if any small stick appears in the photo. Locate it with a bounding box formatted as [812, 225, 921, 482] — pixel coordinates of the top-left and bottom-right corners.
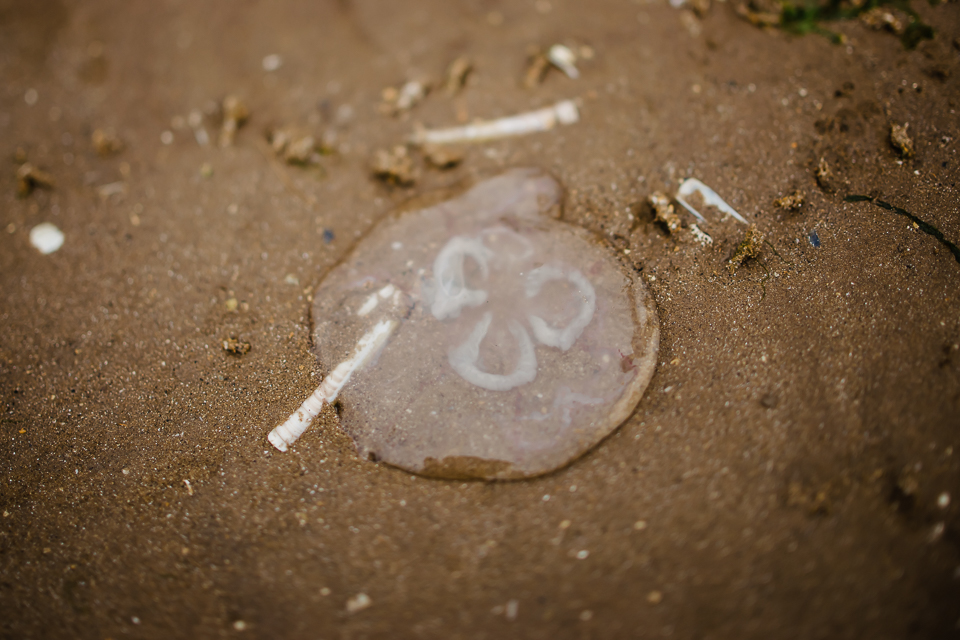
[409, 100, 579, 146]
[268, 319, 396, 452]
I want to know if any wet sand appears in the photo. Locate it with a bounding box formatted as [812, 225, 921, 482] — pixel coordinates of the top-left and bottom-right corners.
[2, 1, 959, 638]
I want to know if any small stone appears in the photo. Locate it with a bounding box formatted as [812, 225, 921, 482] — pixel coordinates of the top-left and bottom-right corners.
[222, 337, 251, 355]
[225, 298, 239, 312]
[579, 610, 593, 621]
[346, 593, 372, 614]
[320, 587, 331, 596]
[938, 492, 950, 509]
[576, 549, 589, 559]
[647, 590, 663, 604]
[505, 599, 519, 620]
[728, 224, 765, 272]
[890, 123, 914, 158]
[91, 128, 124, 155]
[232, 620, 247, 631]
[774, 191, 804, 211]
[371, 146, 417, 186]
[633, 520, 647, 530]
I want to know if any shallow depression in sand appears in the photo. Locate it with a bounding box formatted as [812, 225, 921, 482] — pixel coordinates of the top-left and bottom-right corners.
[312, 168, 659, 479]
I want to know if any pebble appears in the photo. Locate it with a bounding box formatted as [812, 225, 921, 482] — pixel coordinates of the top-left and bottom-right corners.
[938, 492, 950, 509]
[647, 590, 663, 604]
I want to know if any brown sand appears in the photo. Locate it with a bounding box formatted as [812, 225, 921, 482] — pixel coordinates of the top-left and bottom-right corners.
[1, 1, 959, 638]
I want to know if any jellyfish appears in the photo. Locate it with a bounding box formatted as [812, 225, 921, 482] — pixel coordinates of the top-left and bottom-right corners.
[271, 168, 659, 480]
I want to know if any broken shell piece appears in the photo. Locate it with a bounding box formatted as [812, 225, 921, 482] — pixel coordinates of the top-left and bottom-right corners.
[381, 80, 430, 116]
[675, 178, 747, 224]
[649, 192, 681, 232]
[728, 224, 765, 272]
[219, 95, 249, 147]
[269, 128, 322, 164]
[308, 168, 659, 479]
[16, 163, 55, 197]
[91, 128, 124, 155]
[890, 123, 914, 158]
[29, 222, 65, 254]
[444, 57, 473, 95]
[547, 44, 580, 79]
[371, 146, 417, 186]
[409, 99, 579, 146]
[774, 191, 804, 210]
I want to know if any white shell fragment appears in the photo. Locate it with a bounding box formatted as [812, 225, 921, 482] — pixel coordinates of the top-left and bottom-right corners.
[308, 169, 659, 479]
[410, 100, 579, 146]
[29, 223, 65, 254]
[547, 44, 580, 79]
[675, 178, 747, 224]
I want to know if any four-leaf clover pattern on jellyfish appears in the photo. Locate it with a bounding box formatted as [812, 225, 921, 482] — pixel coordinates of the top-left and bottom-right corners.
[310, 168, 659, 480]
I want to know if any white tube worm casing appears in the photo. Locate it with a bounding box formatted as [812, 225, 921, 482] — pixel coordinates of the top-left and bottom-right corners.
[410, 100, 579, 146]
[268, 319, 396, 452]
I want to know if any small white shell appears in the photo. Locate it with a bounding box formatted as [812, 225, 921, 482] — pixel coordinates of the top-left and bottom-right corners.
[29, 223, 64, 254]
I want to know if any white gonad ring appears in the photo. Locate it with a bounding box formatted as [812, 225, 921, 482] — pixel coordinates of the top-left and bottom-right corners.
[430, 232, 599, 391]
[430, 236, 491, 320]
[525, 265, 595, 351]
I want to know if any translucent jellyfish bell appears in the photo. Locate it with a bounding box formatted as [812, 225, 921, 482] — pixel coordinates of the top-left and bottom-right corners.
[311, 168, 659, 479]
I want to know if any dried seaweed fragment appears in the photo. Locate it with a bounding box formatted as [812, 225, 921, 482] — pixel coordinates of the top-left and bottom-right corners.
[371, 146, 417, 186]
[890, 122, 914, 158]
[222, 337, 251, 355]
[774, 191, 805, 211]
[16, 163, 55, 197]
[728, 224, 765, 272]
[649, 192, 681, 232]
[815, 157, 835, 192]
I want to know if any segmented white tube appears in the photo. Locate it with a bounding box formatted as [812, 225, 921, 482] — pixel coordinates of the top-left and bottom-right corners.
[268, 319, 396, 452]
[410, 100, 580, 146]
